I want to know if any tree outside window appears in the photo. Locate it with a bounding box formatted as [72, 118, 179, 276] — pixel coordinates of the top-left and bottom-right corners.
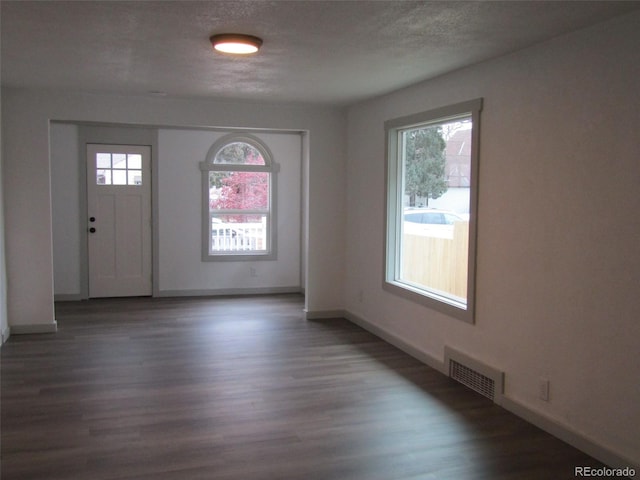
[385, 99, 482, 323]
[403, 126, 448, 207]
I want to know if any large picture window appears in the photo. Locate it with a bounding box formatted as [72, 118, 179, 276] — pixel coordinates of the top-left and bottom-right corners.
[384, 99, 482, 323]
[200, 134, 277, 261]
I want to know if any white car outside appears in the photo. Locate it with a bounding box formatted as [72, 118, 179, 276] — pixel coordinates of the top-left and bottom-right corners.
[403, 208, 467, 239]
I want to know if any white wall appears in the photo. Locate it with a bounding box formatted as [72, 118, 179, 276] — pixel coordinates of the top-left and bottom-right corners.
[157, 128, 302, 294]
[346, 11, 640, 468]
[2, 89, 56, 328]
[2, 91, 346, 327]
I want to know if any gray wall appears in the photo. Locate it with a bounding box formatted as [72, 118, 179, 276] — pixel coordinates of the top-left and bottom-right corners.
[50, 123, 81, 297]
[0, 89, 8, 343]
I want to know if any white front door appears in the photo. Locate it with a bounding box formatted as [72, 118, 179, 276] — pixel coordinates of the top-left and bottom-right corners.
[87, 144, 152, 297]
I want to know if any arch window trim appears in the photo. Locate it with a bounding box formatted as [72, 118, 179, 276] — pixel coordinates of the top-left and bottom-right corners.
[200, 134, 278, 261]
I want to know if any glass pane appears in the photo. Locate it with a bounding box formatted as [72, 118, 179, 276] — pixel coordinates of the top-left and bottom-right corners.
[96, 153, 111, 169]
[128, 170, 142, 185]
[112, 169, 127, 185]
[97, 169, 111, 185]
[399, 118, 472, 305]
[112, 154, 127, 169]
[210, 214, 268, 253]
[214, 142, 265, 165]
[209, 171, 269, 210]
[127, 154, 142, 169]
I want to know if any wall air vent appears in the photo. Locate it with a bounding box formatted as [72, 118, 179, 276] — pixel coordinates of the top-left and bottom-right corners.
[444, 346, 504, 404]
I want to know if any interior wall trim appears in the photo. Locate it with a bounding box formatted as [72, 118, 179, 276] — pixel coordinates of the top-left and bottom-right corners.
[10, 323, 58, 335]
[1, 326, 10, 344]
[157, 286, 302, 298]
[304, 309, 345, 320]
[342, 309, 446, 374]
[54, 294, 84, 302]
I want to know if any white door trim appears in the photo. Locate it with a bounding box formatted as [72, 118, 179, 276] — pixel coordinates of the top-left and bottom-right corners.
[86, 144, 152, 298]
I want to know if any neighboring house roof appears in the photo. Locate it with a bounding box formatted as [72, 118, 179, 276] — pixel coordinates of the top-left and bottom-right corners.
[445, 129, 471, 188]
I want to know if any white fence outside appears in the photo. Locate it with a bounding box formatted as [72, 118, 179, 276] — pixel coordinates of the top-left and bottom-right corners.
[210, 216, 267, 252]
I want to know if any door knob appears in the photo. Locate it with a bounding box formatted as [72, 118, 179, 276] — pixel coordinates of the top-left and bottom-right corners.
[89, 217, 96, 222]
[89, 227, 96, 233]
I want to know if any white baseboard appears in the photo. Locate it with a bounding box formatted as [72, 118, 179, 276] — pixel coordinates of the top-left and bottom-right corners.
[1, 325, 10, 344]
[10, 322, 58, 334]
[304, 309, 345, 320]
[500, 396, 639, 475]
[308, 308, 445, 372]
[343, 309, 446, 373]
[54, 293, 84, 301]
[340, 309, 638, 475]
[157, 286, 302, 297]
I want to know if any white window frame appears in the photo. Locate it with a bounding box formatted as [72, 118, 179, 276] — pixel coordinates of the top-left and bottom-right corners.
[200, 133, 278, 262]
[384, 99, 482, 323]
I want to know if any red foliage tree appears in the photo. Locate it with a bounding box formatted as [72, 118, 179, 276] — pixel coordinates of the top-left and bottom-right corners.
[210, 148, 268, 222]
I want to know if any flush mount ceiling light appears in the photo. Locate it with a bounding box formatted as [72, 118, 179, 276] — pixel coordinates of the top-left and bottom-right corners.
[210, 34, 263, 55]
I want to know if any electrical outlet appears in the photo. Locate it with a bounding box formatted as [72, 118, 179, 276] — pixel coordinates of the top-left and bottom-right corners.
[539, 377, 550, 402]
[249, 266, 257, 277]
[357, 290, 363, 303]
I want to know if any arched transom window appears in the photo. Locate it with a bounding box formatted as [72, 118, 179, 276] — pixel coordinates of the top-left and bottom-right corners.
[200, 134, 277, 260]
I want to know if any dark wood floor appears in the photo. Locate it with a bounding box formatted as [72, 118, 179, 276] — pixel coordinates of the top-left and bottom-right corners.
[2, 294, 609, 479]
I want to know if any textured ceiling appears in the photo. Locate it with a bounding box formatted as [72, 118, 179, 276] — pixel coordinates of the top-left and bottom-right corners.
[2, 1, 639, 106]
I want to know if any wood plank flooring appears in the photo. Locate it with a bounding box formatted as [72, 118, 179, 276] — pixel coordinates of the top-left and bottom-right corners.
[2, 295, 609, 479]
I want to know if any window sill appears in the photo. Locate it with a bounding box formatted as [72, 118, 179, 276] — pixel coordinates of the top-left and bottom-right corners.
[383, 279, 474, 324]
